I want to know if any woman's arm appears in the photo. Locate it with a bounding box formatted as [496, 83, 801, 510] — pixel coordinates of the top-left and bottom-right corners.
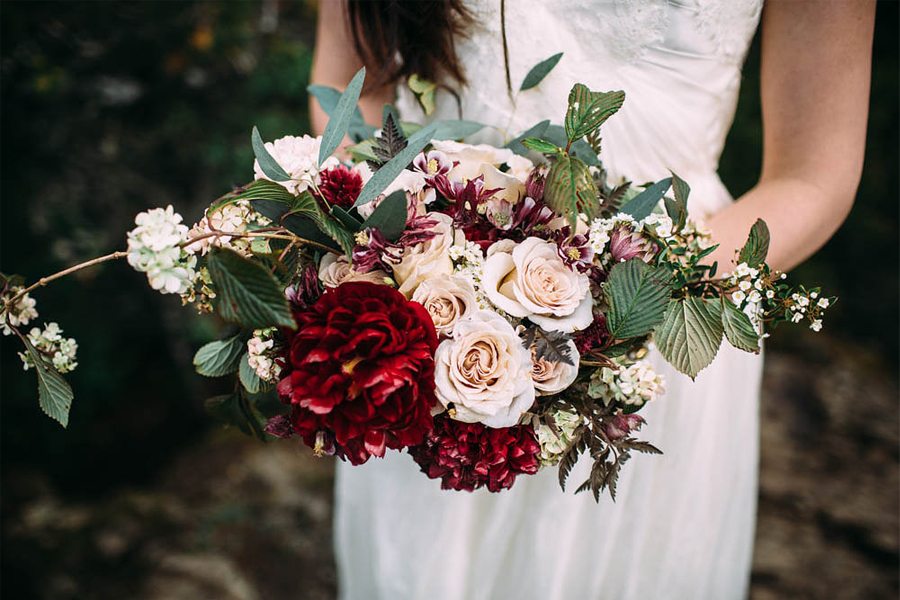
[706, 0, 875, 273]
[309, 0, 394, 136]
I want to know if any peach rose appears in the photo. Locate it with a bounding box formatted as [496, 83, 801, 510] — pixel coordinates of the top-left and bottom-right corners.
[411, 275, 477, 337]
[392, 212, 455, 297]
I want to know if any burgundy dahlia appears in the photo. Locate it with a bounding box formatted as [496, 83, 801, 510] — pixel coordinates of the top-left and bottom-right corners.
[276, 281, 439, 465]
[318, 164, 363, 209]
[409, 414, 541, 493]
[575, 313, 610, 354]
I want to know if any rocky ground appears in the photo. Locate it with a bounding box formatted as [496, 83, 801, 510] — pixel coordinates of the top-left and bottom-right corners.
[2, 339, 897, 600]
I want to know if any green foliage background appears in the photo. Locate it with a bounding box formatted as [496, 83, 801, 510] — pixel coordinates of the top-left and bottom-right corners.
[0, 0, 895, 570]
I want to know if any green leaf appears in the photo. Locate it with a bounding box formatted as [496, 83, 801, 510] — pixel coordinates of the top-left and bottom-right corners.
[520, 52, 563, 91]
[564, 84, 625, 142]
[307, 84, 374, 142]
[619, 177, 672, 221]
[665, 172, 690, 230]
[250, 192, 352, 254]
[347, 139, 378, 163]
[205, 391, 268, 441]
[239, 353, 265, 394]
[330, 205, 363, 232]
[207, 248, 295, 330]
[251, 126, 291, 182]
[721, 300, 760, 353]
[603, 259, 673, 339]
[193, 335, 245, 377]
[319, 67, 366, 165]
[431, 119, 484, 140]
[545, 154, 599, 227]
[354, 123, 437, 208]
[408, 74, 437, 115]
[542, 124, 600, 167]
[506, 119, 551, 155]
[521, 137, 561, 155]
[738, 219, 770, 267]
[654, 297, 724, 379]
[361, 190, 408, 241]
[20, 333, 73, 428]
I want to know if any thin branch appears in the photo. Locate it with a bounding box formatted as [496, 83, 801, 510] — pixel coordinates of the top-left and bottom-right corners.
[4, 251, 128, 307]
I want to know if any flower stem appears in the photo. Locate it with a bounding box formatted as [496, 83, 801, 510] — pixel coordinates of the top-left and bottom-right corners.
[4, 251, 128, 308]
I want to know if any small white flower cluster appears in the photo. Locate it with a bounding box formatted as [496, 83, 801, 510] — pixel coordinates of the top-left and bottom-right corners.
[1, 287, 38, 336]
[18, 322, 78, 373]
[588, 359, 665, 408]
[587, 213, 637, 254]
[449, 239, 489, 308]
[532, 409, 583, 466]
[641, 212, 674, 239]
[788, 290, 830, 332]
[127, 206, 197, 295]
[253, 134, 339, 195]
[247, 328, 281, 382]
[186, 200, 271, 256]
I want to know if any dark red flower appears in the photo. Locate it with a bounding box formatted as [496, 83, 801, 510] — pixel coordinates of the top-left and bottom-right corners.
[602, 412, 645, 441]
[575, 313, 609, 354]
[318, 164, 363, 209]
[409, 414, 541, 492]
[276, 282, 439, 465]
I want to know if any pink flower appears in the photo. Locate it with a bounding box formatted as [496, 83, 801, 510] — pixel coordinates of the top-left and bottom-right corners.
[602, 413, 646, 441]
[608, 225, 657, 263]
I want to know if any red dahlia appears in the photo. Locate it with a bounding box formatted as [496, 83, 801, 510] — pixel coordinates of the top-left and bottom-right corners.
[409, 414, 541, 493]
[318, 164, 363, 209]
[276, 281, 439, 465]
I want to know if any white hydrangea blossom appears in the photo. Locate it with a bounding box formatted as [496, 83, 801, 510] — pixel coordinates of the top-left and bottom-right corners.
[253, 134, 339, 195]
[532, 409, 583, 466]
[589, 359, 665, 407]
[127, 206, 197, 295]
[247, 328, 281, 382]
[185, 200, 271, 256]
[1, 287, 38, 336]
[641, 212, 674, 239]
[18, 322, 78, 373]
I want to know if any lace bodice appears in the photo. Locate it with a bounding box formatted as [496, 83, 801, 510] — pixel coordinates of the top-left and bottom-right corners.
[396, 0, 763, 216]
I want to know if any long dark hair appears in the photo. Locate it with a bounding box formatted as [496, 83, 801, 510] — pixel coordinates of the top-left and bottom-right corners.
[345, 0, 473, 88]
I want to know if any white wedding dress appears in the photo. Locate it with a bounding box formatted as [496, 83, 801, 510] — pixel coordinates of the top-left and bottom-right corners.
[335, 1, 765, 598]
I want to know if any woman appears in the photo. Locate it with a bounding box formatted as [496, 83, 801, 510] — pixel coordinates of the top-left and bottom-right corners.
[310, 1, 874, 598]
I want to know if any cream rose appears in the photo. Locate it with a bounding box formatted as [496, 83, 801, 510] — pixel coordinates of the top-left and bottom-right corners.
[318, 254, 390, 288]
[431, 140, 514, 182]
[434, 310, 535, 427]
[506, 154, 535, 183]
[411, 275, 477, 337]
[478, 163, 525, 204]
[392, 212, 454, 297]
[530, 339, 580, 395]
[482, 237, 593, 332]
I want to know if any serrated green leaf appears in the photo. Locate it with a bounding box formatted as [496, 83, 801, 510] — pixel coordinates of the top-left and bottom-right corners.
[20, 333, 73, 427]
[619, 177, 672, 221]
[361, 190, 408, 241]
[251, 127, 291, 182]
[207, 249, 295, 330]
[654, 297, 724, 379]
[738, 219, 770, 267]
[542, 124, 601, 166]
[354, 123, 436, 208]
[506, 119, 551, 155]
[721, 300, 760, 353]
[431, 120, 484, 141]
[319, 67, 366, 165]
[545, 154, 599, 227]
[307, 84, 374, 142]
[520, 52, 563, 91]
[193, 335, 245, 377]
[564, 84, 625, 141]
[521, 137, 560, 155]
[239, 353, 264, 393]
[603, 259, 673, 339]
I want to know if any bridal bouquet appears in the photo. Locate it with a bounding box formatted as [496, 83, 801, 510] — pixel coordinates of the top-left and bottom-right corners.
[1, 64, 832, 500]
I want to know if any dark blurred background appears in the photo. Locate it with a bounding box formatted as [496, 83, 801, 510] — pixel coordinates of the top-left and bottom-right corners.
[0, 2, 897, 599]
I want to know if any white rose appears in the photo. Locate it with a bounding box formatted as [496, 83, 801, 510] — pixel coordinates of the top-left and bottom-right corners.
[318, 254, 390, 288]
[482, 237, 593, 332]
[431, 140, 514, 181]
[434, 310, 535, 427]
[477, 163, 525, 205]
[392, 212, 454, 297]
[412, 275, 477, 337]
[506, 154, 534, 183]
[530, 339, 580, 395]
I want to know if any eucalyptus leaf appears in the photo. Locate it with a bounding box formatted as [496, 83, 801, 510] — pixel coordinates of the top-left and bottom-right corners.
[506, 119, 551, 155]
[520, 52, 563, 91]
[307, 84, 374, 141]
[193, 335, 245, 377]
[431, 119, 485, 140]
[545, 154, 599, 227]
[738, 219, 770, 267]
[360, 190, 408, 241]
[721, 300, 760, 353]
[251, 126, 291, 182]
[354, 124, 436, 208]
[564, 84, 625, 142]
[603, 259, 673, 339]
[619, 177, 672, 221]
[207, 248, 295, 330]
[654, 297, 724, 379]
[319, 67, 366, 165]
[21, 333, 73, 427]
[330, 205, 363, 232]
